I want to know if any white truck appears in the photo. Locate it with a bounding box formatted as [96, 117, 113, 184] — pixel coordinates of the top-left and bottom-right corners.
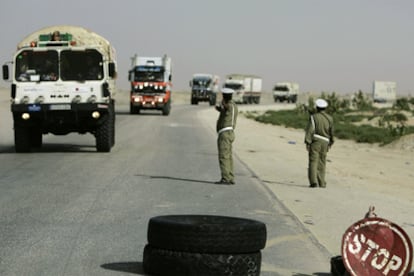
[273, 82, 299, 103]
[372, 81, 396, 103]
[2, 25, 117, 152]
[189, 73, 219, 105]
[128, 54, 172, 115]
[223, 74, 262, 104]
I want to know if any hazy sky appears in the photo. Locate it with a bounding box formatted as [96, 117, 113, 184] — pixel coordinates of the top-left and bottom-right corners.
[1, 0, 413, 95]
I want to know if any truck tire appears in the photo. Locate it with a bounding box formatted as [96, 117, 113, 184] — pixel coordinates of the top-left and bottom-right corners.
[14, 126, 31, 153]
[30, 129, 43, 148]
[143, 244, 261, 276]
[147, 215, 267, 253]
[130, 103, 140, 114]
[162, 100, 171, 116]
[95, 115, 113, 152]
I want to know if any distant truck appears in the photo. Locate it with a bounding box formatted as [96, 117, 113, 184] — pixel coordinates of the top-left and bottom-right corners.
[189, 73, 219, 105]
[128, 54, 172, 115]
[372, 81, 396, 103]
[2, 25, 117, 152]
[273, 82, 299, 103]
[223, 74, 262, 104]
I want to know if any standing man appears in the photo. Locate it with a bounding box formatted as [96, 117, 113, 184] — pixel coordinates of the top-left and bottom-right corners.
[215, 88, 238, 184]
[304, 99, 334, 188]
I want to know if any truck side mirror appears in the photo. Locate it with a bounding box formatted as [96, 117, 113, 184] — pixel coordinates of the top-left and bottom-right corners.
[2, 64, 9, 80]
[128, 70, 133, 81]
[189, 80, 192, 87]
[108, 62, 117, 78]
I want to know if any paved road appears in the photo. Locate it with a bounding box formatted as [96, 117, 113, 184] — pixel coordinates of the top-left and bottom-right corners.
[0, 93, 332, 275]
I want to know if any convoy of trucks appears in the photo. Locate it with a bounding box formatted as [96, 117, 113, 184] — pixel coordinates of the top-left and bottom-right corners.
[189, 73, 219, 105]
[222, 74, 262, 104]
[2, 25, 117, 152]
[272, 82, 299, 103]
[2, 26, 403, 154]
[128, 54, 172, 115]
[372, 81, 397, 103]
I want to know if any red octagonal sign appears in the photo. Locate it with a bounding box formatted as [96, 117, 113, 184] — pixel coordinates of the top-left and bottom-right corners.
[342, 217, 413, 276]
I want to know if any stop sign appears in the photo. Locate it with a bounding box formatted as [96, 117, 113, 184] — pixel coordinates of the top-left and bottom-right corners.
[342, 217, 412, 276]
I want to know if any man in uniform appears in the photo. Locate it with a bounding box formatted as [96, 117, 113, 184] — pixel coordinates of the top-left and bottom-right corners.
[215, 88, 238, 184]
[304, 98, 334, 188]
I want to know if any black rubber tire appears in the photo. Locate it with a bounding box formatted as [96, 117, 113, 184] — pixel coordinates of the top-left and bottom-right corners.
[143, 244, 261, 276]
[162, 100, 171, 116]
[14, 126, 31, 153]
[147, 215, 266, 253]
[95, 114, 113, 152]
[30, 129, 43, 148]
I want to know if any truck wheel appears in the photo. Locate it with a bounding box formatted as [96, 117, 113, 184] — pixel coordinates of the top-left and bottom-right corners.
[130, 104, 140, 114]
[147, 215, 267, 253]
[30, 129, 43, 148]
[143, 244, 261, 276]
[110, 105, 115, 147]
[14, 126, 31, 153]
[162, 100, 171, 116]
[96, 115, 113, 152]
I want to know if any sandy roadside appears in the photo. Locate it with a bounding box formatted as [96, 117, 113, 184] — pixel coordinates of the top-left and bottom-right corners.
[197, 99, 414, 267]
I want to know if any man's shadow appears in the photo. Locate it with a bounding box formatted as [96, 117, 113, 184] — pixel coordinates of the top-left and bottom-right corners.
[135, 174, 217, 185]
[101, 262, 145, 275]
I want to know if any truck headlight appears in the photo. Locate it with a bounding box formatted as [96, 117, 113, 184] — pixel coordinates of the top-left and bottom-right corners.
[72, 95, 82, 103]
[21, 96, 30, 104]
[35, 96, 45, 104]
[92, 111, 100, 119]
[88, 95, 97, 103]
[22, 113, 30, 120]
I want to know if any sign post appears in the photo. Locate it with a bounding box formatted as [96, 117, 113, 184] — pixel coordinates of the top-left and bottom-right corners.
[342, 217, 412, 276]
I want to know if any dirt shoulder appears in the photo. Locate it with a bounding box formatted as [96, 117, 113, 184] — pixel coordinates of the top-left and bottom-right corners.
[198, 102, 414, 261]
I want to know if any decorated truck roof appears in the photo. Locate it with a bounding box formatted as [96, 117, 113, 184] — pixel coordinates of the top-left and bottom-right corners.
[16, 25, 116, 61]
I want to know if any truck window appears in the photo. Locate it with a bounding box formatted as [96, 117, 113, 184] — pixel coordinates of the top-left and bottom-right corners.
[274, 86, 288, 91]
[224, 83, 243, 90]
[133, 66, 164, 82]
[61, 49, 103, 81]
[16, 50, 59, 82]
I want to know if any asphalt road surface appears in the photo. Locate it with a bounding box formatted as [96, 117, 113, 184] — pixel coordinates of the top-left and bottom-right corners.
[0, 93, 332, 275]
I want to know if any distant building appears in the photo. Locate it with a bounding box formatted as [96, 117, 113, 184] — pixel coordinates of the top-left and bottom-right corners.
[372, 81, 396, 103]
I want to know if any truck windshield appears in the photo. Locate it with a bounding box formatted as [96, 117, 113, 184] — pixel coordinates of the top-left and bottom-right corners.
[224, 84, 243, 90]
[193, 78, 211, 88]
[61, 49, 103, 81]
[16, 50, 59, 82]
[133, 66, 164, 82]
[274, 86, 288, 91]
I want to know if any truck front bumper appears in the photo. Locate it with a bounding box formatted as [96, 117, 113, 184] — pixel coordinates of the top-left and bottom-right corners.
[11, 103, 112, 135]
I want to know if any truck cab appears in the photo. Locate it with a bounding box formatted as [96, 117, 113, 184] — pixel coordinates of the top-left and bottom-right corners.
[273, 82, 299, 103]
[2, 25, 117, 152]
[128, 55, 172, 115]
[189, 74, 218, 105]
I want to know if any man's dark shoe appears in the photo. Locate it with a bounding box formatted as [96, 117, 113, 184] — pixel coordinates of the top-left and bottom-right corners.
[215, 179, 234, 185]
[309, 184, 317, 188]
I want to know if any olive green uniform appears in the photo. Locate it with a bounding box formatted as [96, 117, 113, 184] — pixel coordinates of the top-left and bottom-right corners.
[216, 100, 238, 183]
[304, 111, 334, 187]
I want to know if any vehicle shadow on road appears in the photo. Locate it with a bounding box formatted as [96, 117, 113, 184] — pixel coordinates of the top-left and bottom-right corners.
[101, 262, 145, 275]
[0, 145, 16, 153]
[135, 174, 217, 185]
[0, 144, 98, 153]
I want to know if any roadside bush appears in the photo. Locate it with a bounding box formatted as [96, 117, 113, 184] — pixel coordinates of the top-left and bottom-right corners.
[247, 91, 414, 145]
[352, 90, 374, 111]
[393, 98, 411, 111]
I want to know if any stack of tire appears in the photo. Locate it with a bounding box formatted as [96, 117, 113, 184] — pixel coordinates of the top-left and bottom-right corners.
[143, 214, 267, 276]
